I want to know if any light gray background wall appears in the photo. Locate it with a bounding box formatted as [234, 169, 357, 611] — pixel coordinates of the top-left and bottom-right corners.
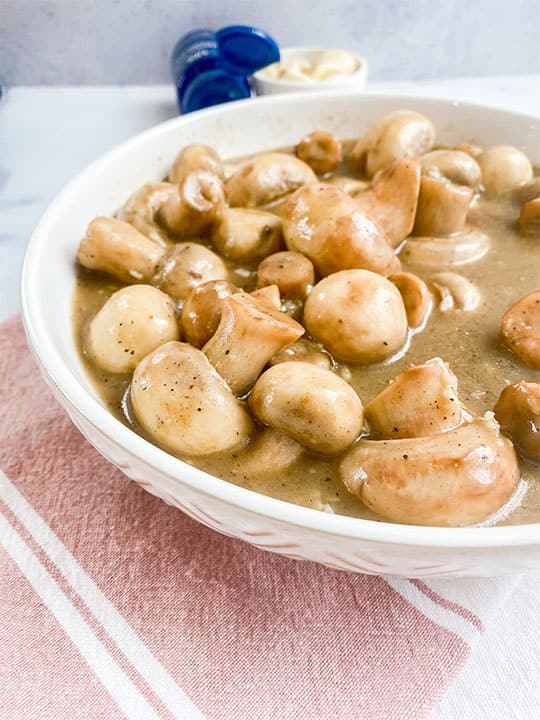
[2, 0, 540, 85]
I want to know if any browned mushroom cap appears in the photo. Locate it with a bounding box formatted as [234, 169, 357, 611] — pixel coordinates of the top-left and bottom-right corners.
[350, 110, 436, 177]
[295, 130, 343, 175]
[413, 175, 473, 237]
[340, 416, 520, 526]
[282, 183, 400, 277]
[257, 251, 315, 300]
[249, 361, 364, 454]
[156, 242, 229, 301]
[388, 272, 432, 328]
[180, 279, 237, 348]
[303, 269, 408, 364]
[211, 208, 284, 262]
[501, 290, 540, 369]
[494, 381, 540, 462]
[354, 158, 421, 248]
[270, 338, 333, 370]
[77, 217, 166, 283]
[169, 144, 224, 184]
[225, 152, 317, 208]
[158, 169, 225, 238]
[203, 293, 304, 396]
[131, 341, 253, 456]
[364, 358, 470, 439]
[518, 198, 540, 237]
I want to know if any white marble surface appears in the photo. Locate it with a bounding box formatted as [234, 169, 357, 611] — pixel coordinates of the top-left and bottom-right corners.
[1, 77, 540, 718]
[3, 0, 540, 83]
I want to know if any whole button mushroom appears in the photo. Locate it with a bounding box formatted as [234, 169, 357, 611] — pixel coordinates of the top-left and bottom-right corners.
[156, 242, 229, 302]
[117, 183, 176, 246]
[501, 290, 540, 369]
[85, 285, 179, 374]
[350, 110, 436, 177]
[340, 415, 520, 526]
[159, 169, 225, 238]
[180, 279, 237, 348]
[295, 130, 343, 175]
[478, 145, 533, 194]
[225, 152, 317, 208]
[282, 183, 400, 277]
[249, 361, 364, 454]
[494, 381, 540, 462]
[303, 270, 408, 364]
[364, 358, 470, 439]
[77, 217, 166, 283]
[131, 341, 253, 456]
[169, 144, 224, 184]
[257, 251, 315, 300]
[211, 208, 284, 262]
[354, 158, 421, 248]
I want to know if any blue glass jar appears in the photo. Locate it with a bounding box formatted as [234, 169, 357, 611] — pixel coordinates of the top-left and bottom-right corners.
[171, 25, 280, 114]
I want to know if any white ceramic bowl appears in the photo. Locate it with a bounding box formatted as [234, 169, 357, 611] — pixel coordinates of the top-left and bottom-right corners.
[22, 92, 540, 577]
[252, 47, 368, 95]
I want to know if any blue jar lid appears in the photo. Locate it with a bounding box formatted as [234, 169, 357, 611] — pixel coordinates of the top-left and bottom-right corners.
[216, 25, 280, 76]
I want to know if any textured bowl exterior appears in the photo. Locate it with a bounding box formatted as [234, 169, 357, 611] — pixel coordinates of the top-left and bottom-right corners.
[22, 92, 540, 577]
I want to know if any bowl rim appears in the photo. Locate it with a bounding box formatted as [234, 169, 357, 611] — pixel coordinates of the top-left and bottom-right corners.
[252, 46, 368, 88]
[21, 90, 540, 549]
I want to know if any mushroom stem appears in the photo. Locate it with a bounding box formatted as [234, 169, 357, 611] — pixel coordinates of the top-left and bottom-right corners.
[413, 175, 473, 237]
[203, 294, 304, 396]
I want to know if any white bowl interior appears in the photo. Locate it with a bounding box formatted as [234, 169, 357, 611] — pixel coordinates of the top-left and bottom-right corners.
[22, 92, 540, 552]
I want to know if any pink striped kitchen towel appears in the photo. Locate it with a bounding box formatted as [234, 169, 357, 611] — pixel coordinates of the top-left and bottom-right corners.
[0, 316, 519, 720]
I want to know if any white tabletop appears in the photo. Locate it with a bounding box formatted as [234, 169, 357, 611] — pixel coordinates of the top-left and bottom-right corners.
[1, 76, 539, 718]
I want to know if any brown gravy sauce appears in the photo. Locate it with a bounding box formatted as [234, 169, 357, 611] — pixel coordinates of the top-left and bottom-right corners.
[72, 143, 540, 526]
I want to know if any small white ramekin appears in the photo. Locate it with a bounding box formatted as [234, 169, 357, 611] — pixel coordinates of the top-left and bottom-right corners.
[251, 46, 368, 96]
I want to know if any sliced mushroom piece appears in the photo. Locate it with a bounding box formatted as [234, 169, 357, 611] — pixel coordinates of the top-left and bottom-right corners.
[413, 175, 473, 237]
[364, 358, 470, 439]
[388, 272, 432, 329]
[340, 415, 520, 526]
[257, 251, 315, 300]
[350, 110, 436, 177]
[131, 341, 253, 456]
[270, 338, 333, 370]
[501, 290, 540, 369]
[158, 169, 225, 238]
[420, 150, 482, 189]
[156, 242, 229, 302]
[303, 270, 408, 364]
[225, 153, 317, 208]
[399, 229, 490, 267]
[249, 284, 281, 311]
[328, 175, 370, 196]
[211, 208, 284, 262]
[117, 182, 176, 246]
[180, 279, 237, 348]
[518, 198, 540, 237]
[77, 217, 166, 283]
[85, 285, 180, 374]
[236, 428, 305, 478]
[494, 381, 540, 462]
[431, 272, 481, 312]
[203, 293, 304, 396]
[282, 183, 400, 277]
[354, 158, 421, 247]
[295, 130, 343, 175]
[169, 144, 224, 184]
[250, 361, 364, 454]
[478, 145, 533, 194]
